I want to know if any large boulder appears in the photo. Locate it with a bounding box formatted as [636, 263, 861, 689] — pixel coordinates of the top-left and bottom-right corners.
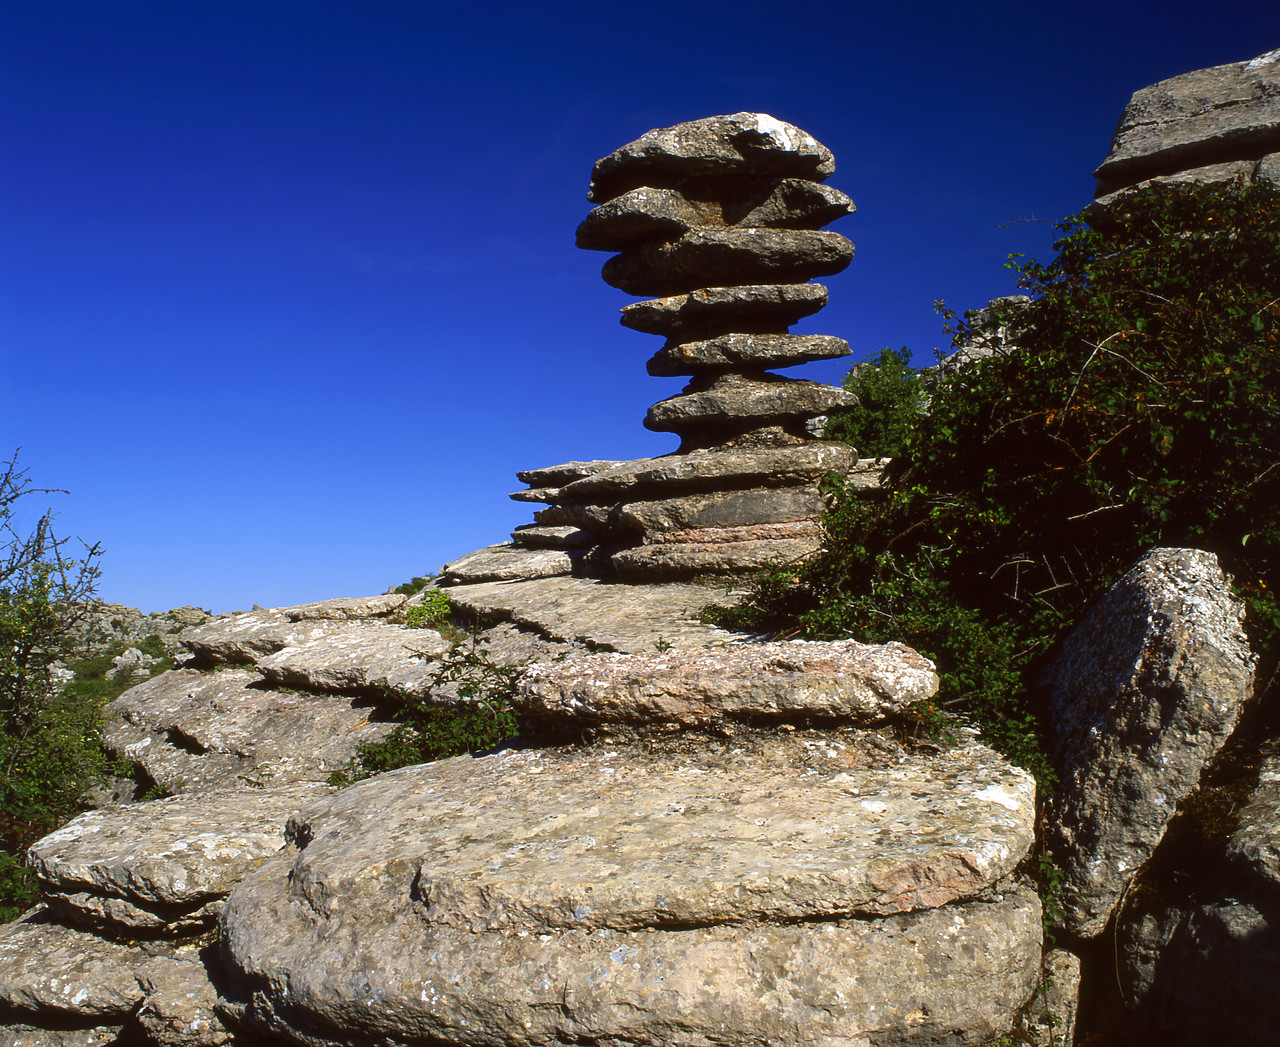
[1042, 547, 1256, 937]
[220, 731, 1040, 1046]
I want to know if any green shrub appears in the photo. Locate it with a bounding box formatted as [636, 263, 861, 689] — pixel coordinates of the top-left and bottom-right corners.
[824, 346, 925, 458]
[715, 180, 1279, 792]
[392, 574, 434, 597]
[406, 589, 451, 629]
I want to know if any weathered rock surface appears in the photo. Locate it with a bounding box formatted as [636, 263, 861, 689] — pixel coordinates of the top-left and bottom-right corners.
[587, 112, 836, 203]
[619, 282, 828, 337]
[221, 732, 1039, 1046]
[1227, 747, 1280, 890]
[550, 485, 828, 539]
[440, 543, 573, 584]
[104, 668, 386, 793]
[1043, 547, 1256, 937]
[509, 524, 592, 549]
[575, 186, 709, 250]
[0, 1025, 122, 1047]
[646, 332, 849, 376]
[444, 575, 743, 653]
[253, 621, 450, 696]
[28, 784, 328, 932]
[603, 227, 854, 297]
[610, 533, 820, 580]
[1095, 48, 1280, 192]
[645, 373, 857, 439]
[515, 639, 938, 736]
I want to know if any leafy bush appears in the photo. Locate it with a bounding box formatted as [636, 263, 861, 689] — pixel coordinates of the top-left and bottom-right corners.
[392, 574, 434, 597]
[716, 180, 1279, 791]
[406, 589, 451, 629]
[334, 631, 520, 783]
[824, 346, 925, 458]
[0, 453, 112, 920]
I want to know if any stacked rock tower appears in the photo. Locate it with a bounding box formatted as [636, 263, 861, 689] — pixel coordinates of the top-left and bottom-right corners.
[448, 113, 874, 584]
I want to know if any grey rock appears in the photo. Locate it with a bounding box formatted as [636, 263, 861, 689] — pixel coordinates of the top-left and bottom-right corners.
[610, 535, 822, 580]
[559, 442, 855, 498]
[104, 669, 388, 793]
[1095, 48, 1280, 192]
[602, 227, 854, 297]
[444, 574, 743, 653]
[645, 373, 857, 440]
[1091, 156, 1264, 212]
[181, 610, 359, 665]
[619, 283, 828, 338]
[507, 484, 562, 503]
[509, 524, 593, 549]
[555, 485, 828, 539]
[588, 112, 836, 203]
[222, 733, 1039, 1047]
[0, 907, 176, 1019]
[440, 543, 573, 584]
[281, 593, 406, 621]
[135, 952, 229, 1046]
[1017, 948, 1081, 1047]
[1226, 745, 1280, 891]
[575, 186, 709, 251]
[253, 621, 451, 696]
[515, 639, 938, 735]
[646, 332, 849, 376]
[0, 1026, 122, 1047]
[1043, 547, 1257, 937]
[515, 459, 622, 486]
[737, 177, 856, 228]
[28, 783, 327, 932]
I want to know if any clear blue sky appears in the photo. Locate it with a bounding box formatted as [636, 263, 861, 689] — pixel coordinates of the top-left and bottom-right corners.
[3, 1, 1276, 613]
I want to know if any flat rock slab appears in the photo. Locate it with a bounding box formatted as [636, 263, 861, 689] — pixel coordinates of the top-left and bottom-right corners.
[0, 908, 176, 1019]
[28, 783, 328, 932]
[0, 1026, 122, 1047]
[554, 485, 827, 539]
[516, 639, 938, 735]
[619, 282, 828, 338]
[610, 534, 821, 580]
[182, 601, 400, 665]
[1095, 48, 1280, 190]
[254, 622, 450, 696]
[588, 112, 835, 203]
[1227, 744, 1280, 891]
[441, 544, 572, 583]
[645, 373, 857, 436]
[222, 735, 1038, 1046]
[443, 575, 744, 653]
[105, 669, 387, 793]
[646, 332, 850, 376]
[1043, 547, 1256, 937]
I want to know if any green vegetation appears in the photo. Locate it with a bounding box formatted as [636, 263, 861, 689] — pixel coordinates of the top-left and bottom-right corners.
[0, 453, 132, 920]
[391, 574, 434, 597]
[713, 180, 1279, 792]
[824, 346, 925, 459]
[405, 589, 452, 629]
[332, 631, 521, 784]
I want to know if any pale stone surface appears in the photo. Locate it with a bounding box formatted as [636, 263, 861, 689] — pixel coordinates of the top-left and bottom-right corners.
[516, 639, 938, 735]
[28, 784, 327, 932]
[1095, 49, 1280, 190]
[104, 669, 387, 793]
[603, 227, 854, 297]
[645, 373, 857, 437]
[575, 186, 708, 250]
[281, 594, 406, 621]
[554, 485, 828, 538]
[0, 907, 176, 1018]
[181, 611, 352, 665]
[1018, 948, 1081, 1046]
[443, 575, 743, 653]
[253, 621, 450, 696]
[515, 459, 621, 486]
[619, 283, 828, 337]
[0, 1027, 121, 1047]
[135, 952, 229, 1047]
[509, 524, 592, 549]
[646, 332, 849, 376]
[588, 112, 836, 203]
[559, 442, 855, 498]
[1226, 745, 1280, 890]
[611, 536, 821, 579]
[440, 543, 572, 583]
[1043, 547, 1257, 937]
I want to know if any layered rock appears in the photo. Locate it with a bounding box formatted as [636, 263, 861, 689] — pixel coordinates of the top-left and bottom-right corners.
[1091, 48, 1280, 211]
[443, 113, 870, 586]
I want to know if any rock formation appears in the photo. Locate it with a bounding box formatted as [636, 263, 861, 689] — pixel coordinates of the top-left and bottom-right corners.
[445, 113, 878, 585]
[1090, 48, 1280, 213]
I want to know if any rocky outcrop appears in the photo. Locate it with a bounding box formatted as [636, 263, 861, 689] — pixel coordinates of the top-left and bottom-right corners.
[1091, 48, 1280, 211]
[1042, 547, 1256, 938]
[443, 113, 873, 586]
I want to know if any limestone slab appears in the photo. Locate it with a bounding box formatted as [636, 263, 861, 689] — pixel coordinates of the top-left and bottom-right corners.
[646, 373, 856, 438]
[443, 575, 743, 653]
[514, 459, 620, 486]
[619, 282, 828, 338]
[553, 485, 827, 539]
[440, 543, 572, 584]
[105, 669, 388, 794]
[588, 112, 835, 203]
[509, 524, 592, 549]
[560, 441, 854, 498]
[646, 332, 849, 376]
[516, 639, 938, 734]
[281, 594, 406, 621]
[1227, 745, 1280, 891]
[221, 735, 1038, 1047]
[603, 227, 853, 297]
[1043, 547, 1256, 937]
[737, 176, 856, 228]
[575, 186, 708, 250]
[611, 536, 821, 579]
[253, 621, 450, 696]
[28, 784, 327, 932]
[1095, 48, 1280, 190]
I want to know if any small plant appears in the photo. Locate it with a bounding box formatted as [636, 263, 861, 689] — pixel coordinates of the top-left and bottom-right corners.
[392, 574, 435, 598]
[654, 636, 673, 653]
[406, 589, 451, 629]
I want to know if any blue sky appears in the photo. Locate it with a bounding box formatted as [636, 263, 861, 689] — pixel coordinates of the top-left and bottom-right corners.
[3, 1, 1276, 613]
